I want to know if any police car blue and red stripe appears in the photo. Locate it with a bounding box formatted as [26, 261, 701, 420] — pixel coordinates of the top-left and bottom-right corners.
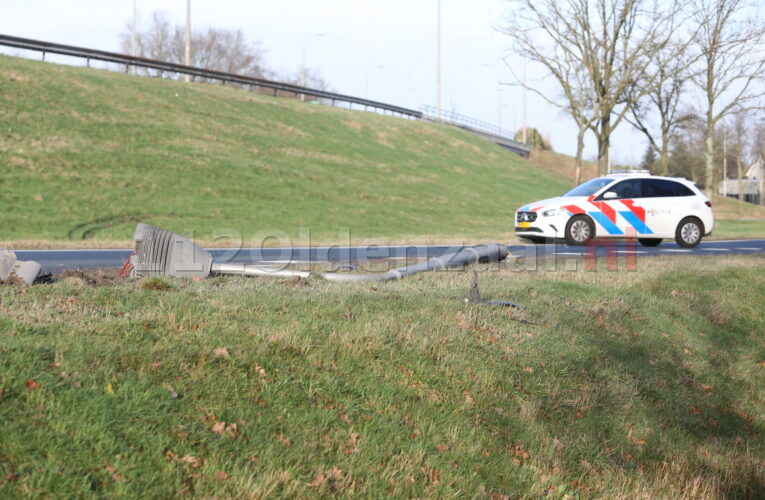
[514, 172, 714, 247]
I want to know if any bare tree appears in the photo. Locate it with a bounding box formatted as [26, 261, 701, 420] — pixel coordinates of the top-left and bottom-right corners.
[502, 0, 680, 176]
[627, 44, 697, 175]
[501, 47, 596, 183]
[121, 12, 270, 79]
[279, 67, 331, 92]
[689, 0, 765, 197]
[752, 119, 765, 162]
[723, 109, 746, 200]
[667, 111, 707, 181]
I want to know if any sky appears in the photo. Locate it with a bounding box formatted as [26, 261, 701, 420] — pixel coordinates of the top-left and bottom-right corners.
[0, 0, 647, 164]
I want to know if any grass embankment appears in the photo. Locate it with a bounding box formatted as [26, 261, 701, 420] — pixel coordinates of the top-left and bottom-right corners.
[710, 195, 765, 239]
[0, 55, 570, 247]
[1, 55, 761, 247]
[1, 256, 764, 498]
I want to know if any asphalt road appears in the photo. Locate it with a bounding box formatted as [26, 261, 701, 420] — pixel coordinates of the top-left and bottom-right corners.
[13, 239, 765, 274]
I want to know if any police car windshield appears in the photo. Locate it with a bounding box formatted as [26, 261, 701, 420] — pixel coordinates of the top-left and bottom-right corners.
[563, 178, 614, 197]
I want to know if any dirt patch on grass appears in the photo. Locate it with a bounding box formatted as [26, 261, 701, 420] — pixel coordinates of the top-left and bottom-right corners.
[0, 274, 25, 286]
[280, 148, 351, 165]
[449, 138, 483, 155]
[1, 69, 29, 82]
[60, 268, 120, 286]
[375, 129, 395, 148]
[343, 120, 366, 132]
[274, 122, 309, 138]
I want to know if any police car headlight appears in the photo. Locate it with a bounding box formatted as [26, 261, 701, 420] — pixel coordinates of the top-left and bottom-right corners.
[541, 207, 566, 217]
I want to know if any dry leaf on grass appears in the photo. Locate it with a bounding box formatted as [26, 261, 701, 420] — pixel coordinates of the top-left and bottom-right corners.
[104, 464, 125, 482]
[211, 421, 239, 437]
[344, 433, 360, 455]
[309, 467, 343, 487]
[420, 466, 440, 485]
[179, 455, 201, 467]
[463, 392, 475, 405]
[214, 347, 230, 357]
[25, 379, 40, 390]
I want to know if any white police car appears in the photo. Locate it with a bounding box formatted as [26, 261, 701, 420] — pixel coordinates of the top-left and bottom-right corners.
[515, 172, 714, 247]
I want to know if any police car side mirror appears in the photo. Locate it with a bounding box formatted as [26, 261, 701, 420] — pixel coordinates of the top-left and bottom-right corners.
[603, 191, 617, 200]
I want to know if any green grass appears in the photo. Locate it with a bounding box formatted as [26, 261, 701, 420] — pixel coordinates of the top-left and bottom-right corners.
[2, 256, 765, 498]
[713, 219, 765, 240]
[0, 55, 569, 245]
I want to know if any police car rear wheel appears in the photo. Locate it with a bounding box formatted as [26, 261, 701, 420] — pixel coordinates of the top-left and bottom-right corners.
[565, 215, 594, 246]
[638, 238, 662, 247]
[522, 236, 549, 244]
[675, 217, 703, 248]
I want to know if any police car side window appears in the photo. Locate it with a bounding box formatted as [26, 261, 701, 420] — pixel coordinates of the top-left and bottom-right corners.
[608, 179, 642, 199]
[673, 182, 695, 196]
[642, 179, 675, 197]
[642, 179, 695, 197]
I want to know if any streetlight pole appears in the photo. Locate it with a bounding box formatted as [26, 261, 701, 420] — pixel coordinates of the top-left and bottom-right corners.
[723, 129, 728, 197]
[497, 62, 502, 136]
[184, 0, 191, 82]
[522, 57, 527, 144]
[131, 0, 137, 75]
[301, 33, 325, 101]
[365, 65, 386, 100]
[436, 0, 442, 122]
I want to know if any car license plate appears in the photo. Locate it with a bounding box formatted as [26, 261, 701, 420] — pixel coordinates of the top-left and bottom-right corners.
[519, 222, 530, 229]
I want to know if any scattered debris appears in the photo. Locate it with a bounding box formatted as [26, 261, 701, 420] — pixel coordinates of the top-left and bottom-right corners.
[0, 250, 42, 286]
[128, 223, 308, 279]
[321, 243, 509, 282]
[126, 223, 510, 282]
[60, 268, 119, 286]
[463, 272, 537, 325]
[464, 271, 522, 308]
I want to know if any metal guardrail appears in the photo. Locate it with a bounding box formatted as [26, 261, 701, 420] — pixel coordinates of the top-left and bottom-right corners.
[421, 105, 531, 157]
[0, 34, 531, 157]
[421, 105, 515, 142]
[0, 33, 423, 118]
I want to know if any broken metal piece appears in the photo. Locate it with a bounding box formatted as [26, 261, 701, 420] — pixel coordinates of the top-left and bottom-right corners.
[211, 262, 311, 278]
[129, 223, 310, 279]
[130, 223, 213, 278]
[128, 223, 510, 283]
[464, 271, 522, 309]
[0, 250, 42, 286]
[321, 244, 508, 282]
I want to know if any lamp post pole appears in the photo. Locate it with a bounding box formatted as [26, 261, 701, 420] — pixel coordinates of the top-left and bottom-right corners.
[131, 0, 137, 75]
[436, 0, 441, 122]
[184, 0, 191, 82]
[301, 33, 325, 101]
[522, 57, 527, 144]
[723, 130, 728, 197]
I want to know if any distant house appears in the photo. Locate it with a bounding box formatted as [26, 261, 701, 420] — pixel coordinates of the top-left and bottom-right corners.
[719, 157, 764, 205]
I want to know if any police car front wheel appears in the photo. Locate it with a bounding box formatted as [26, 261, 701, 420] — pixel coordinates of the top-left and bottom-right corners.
[565, 215, 594, 246]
